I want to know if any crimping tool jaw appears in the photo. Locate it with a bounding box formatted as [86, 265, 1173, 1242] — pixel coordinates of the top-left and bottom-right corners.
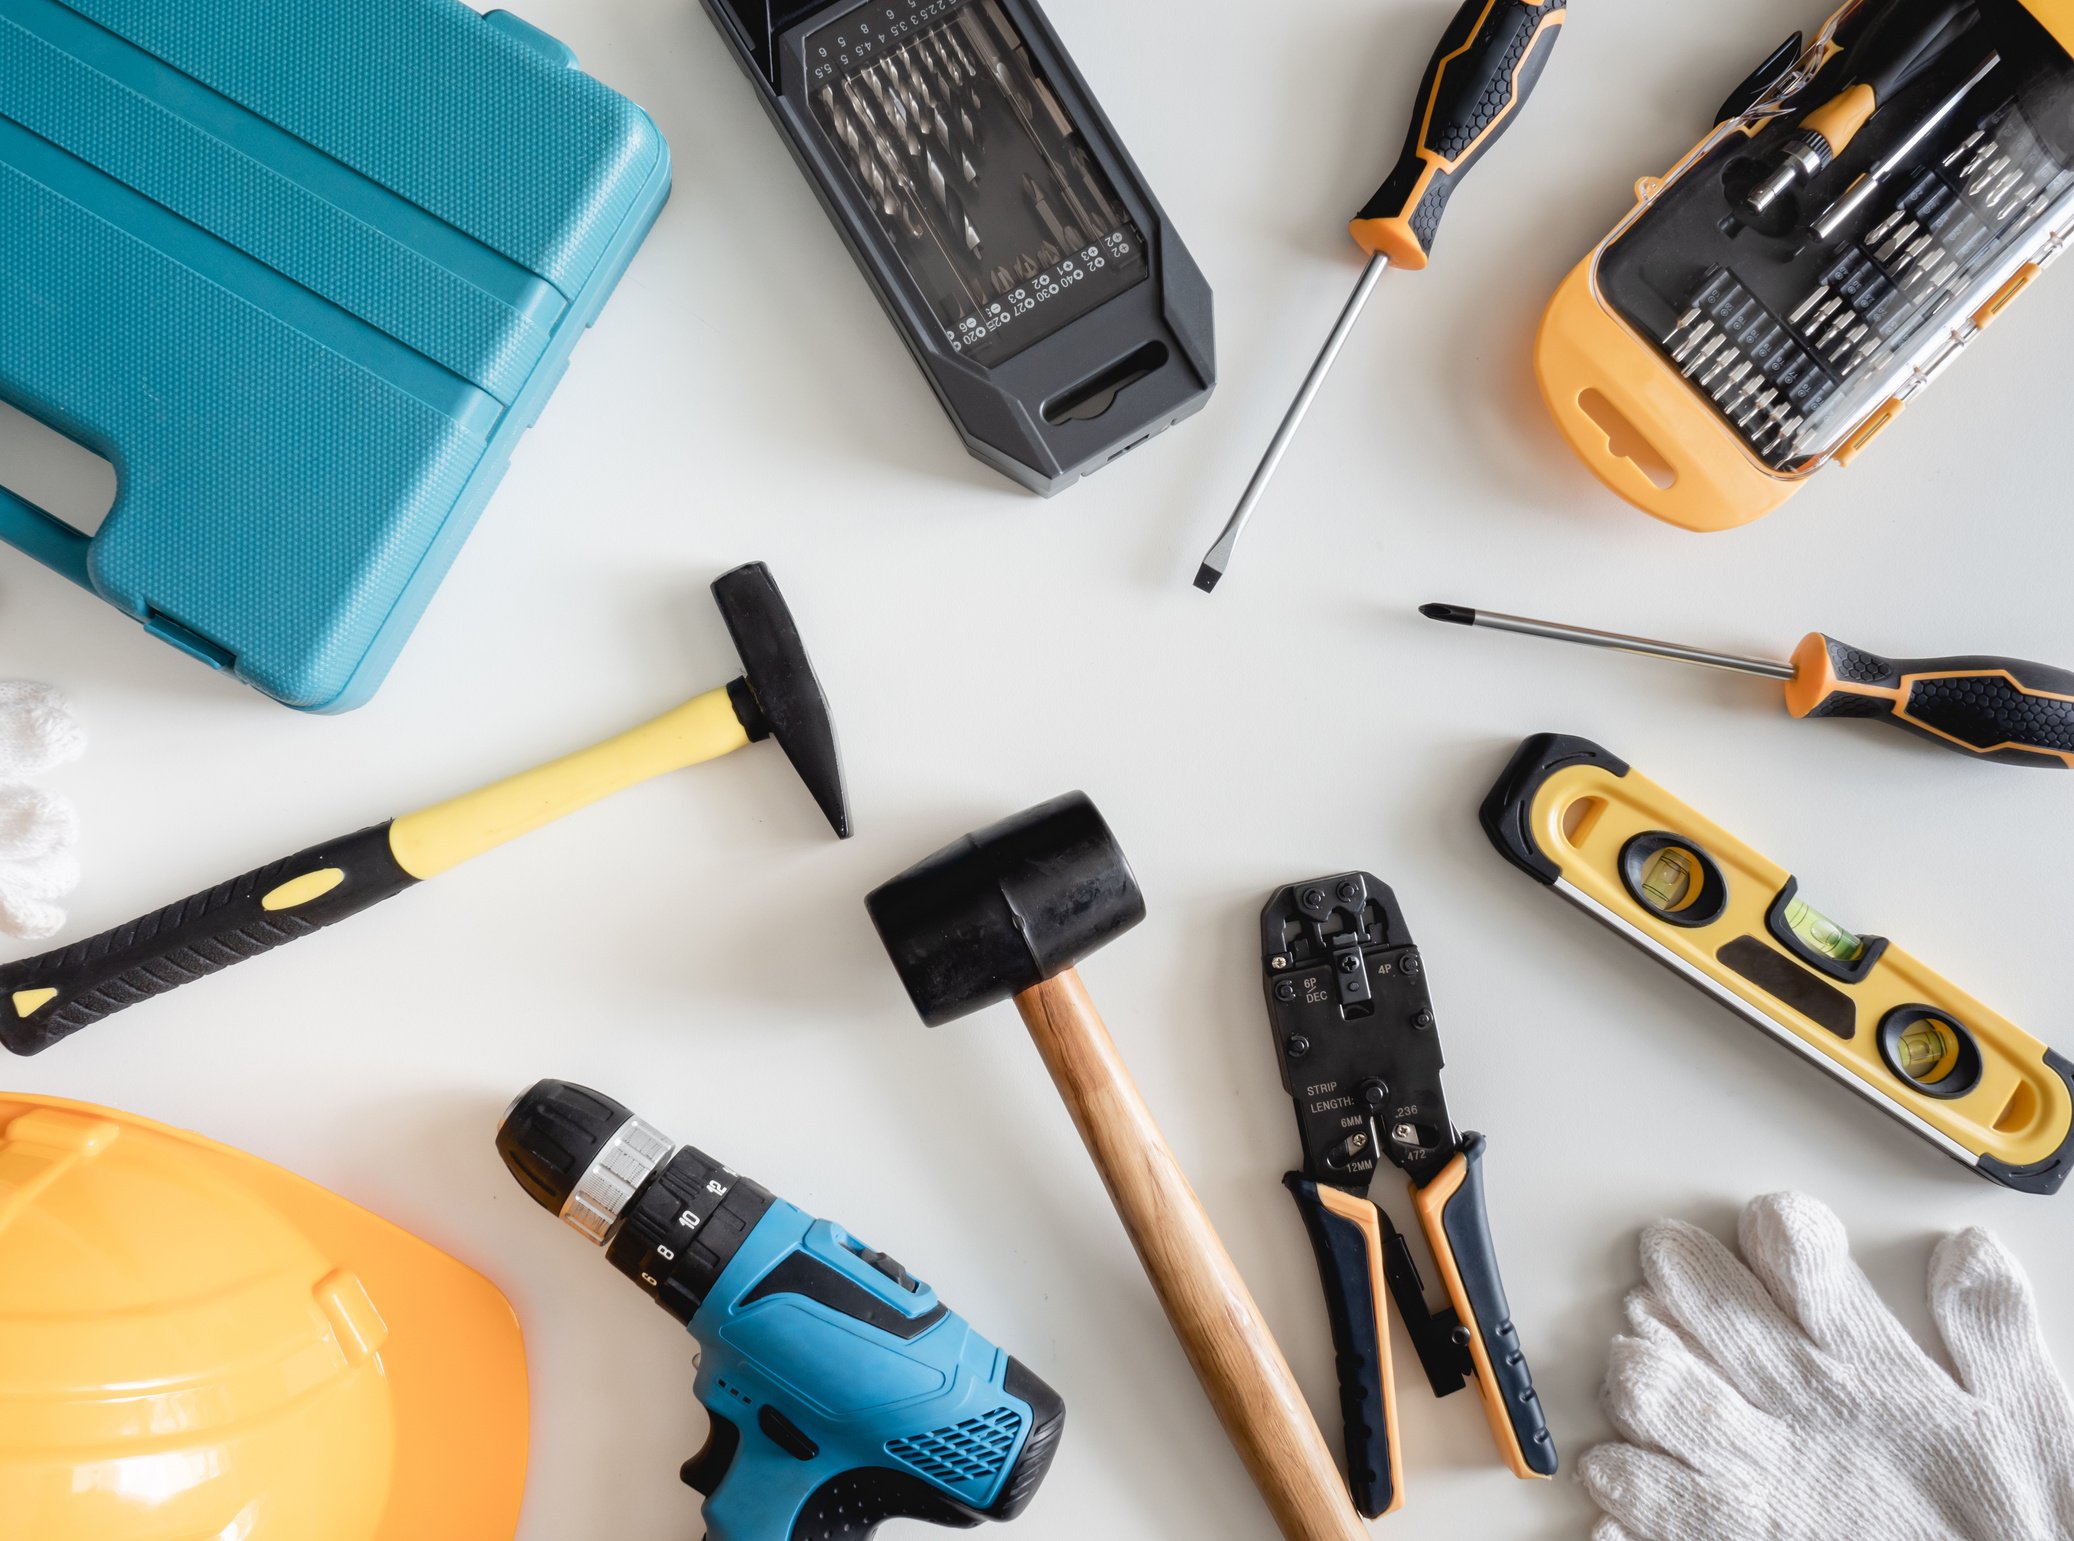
[1261, 874, 1453, 1189]
[1262, 876, 1556, 1518]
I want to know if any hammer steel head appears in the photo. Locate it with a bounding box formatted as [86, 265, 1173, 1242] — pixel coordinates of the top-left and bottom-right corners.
[712, 563, 851, 839]
[866, 792, 1145, 1027]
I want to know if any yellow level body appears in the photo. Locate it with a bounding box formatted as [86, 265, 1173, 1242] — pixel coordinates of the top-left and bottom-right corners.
[1482, 735, 2074, 1193]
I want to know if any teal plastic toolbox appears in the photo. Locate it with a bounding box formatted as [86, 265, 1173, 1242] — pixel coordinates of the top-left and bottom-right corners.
[0, 0, 670, 710]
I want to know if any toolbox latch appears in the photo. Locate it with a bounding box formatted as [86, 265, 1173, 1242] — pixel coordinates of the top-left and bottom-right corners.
[143, 610, 235, 672]
[1971, 266, 2039, 333]
[1835, 399, 1905, 467]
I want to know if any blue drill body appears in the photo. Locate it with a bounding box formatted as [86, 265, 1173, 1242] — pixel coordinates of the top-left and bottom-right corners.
[686, 1203, 1057, 1541]
[497, 1081, 1064, 1541]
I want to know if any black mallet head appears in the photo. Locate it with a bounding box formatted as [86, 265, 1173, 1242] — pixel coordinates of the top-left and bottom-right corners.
[712, 563, 851, 839]
[866, 793, 1146, 1027]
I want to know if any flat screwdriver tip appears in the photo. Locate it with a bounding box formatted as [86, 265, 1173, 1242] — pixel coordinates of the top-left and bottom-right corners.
[1193, 564, 1224, 594]
[1420, 603, 1476, 625]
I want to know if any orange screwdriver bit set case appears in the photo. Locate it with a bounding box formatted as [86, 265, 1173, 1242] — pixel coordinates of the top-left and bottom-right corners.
[1538, 0, 2074, 530]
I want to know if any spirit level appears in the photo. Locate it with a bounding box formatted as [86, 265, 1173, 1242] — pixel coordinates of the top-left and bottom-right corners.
[1482, 734, 2074, 1193]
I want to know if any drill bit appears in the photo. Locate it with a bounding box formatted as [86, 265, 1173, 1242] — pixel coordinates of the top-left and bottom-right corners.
[1682, 333, 1726, 378]
[864, 67, 922, 160]
[1945, 127, 1985, 166]
[1670, 320, 1716, 365]
[1026, 173, 1076, 253]
[1790, 285, 1832, 325]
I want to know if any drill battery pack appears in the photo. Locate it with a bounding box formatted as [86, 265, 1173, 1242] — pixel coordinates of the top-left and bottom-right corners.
[0, 0, 670, 710]
[1537, 0, 2074, 530]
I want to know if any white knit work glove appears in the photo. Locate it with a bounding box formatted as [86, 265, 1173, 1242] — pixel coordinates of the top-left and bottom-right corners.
[0, 784, 80, 941]
[1580, 1192, 2074, 1541]
[0, 683, 85, 941]
[0, 681, 86, 779]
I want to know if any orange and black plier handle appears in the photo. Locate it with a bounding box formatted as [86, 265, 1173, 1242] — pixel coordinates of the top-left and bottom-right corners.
[1288, 1135, 1553, 1517]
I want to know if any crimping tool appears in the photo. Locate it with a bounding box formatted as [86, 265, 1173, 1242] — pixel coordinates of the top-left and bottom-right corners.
[1259, 874, 1555, 1517]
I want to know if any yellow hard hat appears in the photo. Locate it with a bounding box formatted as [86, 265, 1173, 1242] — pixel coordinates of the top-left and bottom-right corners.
[0, 1094, 529, 1539]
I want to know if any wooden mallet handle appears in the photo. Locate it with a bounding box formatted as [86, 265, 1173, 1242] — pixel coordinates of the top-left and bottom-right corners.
[1016, 969, 1366, 1541]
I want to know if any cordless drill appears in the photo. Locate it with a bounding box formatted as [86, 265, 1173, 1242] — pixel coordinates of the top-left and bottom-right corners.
[498, 1081, 1064, 1541]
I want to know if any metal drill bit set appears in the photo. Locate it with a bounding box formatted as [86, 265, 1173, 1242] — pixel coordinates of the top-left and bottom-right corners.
[1661, 269, 1844, 464]
[1648, 46, 2074, 472]
[1541, 0, 2074, 529]
[700, 0, 1213, 495]
[808, 0, 1151, 366]
[1789, 100, 2071, 353]
[1657, 94, 2072, 468]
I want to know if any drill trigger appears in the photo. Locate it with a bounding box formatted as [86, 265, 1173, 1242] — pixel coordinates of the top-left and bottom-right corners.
[681, 1415, 742, 1497]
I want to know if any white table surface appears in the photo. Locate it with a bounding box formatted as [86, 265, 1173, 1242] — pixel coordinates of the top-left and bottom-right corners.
[5, 0, 2073, 1535]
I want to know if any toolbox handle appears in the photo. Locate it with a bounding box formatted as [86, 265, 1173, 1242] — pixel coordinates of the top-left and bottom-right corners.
[0, 484, 95, 593]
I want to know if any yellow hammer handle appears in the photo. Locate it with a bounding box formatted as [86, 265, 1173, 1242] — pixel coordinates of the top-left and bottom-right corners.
[389, 687, 750, 879]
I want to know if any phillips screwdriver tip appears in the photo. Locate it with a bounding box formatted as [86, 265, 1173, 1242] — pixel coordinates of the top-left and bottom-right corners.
[1419, 603, 1476, 625]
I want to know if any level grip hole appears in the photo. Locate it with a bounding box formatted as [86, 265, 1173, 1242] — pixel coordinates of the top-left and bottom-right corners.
[1560, 797, 1607, 847]
[1579, 390, 1677, 491]
[1996, 1081, 2039, 1135]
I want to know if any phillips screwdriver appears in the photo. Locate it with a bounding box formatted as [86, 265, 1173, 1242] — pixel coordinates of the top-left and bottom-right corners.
[1421, 603, 2074, 768]
[1194, 0, 1568, 593]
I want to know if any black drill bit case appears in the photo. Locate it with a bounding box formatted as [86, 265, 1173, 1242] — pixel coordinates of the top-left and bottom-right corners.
[701, 0, 1215, 495]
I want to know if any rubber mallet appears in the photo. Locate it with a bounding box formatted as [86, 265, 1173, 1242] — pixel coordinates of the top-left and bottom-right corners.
[866, 793, 1364, 1541]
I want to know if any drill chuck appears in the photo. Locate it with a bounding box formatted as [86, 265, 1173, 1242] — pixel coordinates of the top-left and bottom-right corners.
[498, 1079, 774, 1325]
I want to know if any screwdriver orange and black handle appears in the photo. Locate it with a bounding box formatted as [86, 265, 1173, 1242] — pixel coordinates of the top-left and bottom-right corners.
[1425, 605, 2074, 768]
[1783, 635, 2074, 768]
[1349, 0, 1569, 270]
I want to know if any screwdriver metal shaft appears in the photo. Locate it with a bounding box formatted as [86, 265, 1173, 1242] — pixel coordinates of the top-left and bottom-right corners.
[1195, 256, 1389, 591]
[1192, 0, 1567, 594]
[1419, 604, 1796, 679]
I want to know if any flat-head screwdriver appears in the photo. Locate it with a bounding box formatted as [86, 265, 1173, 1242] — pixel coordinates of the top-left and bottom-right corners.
[1194, 0, 1568, 593]
[1422, 603, 2074, 768]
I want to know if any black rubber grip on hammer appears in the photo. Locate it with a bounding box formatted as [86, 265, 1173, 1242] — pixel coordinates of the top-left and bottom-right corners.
[0, 822, 417, 1055]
